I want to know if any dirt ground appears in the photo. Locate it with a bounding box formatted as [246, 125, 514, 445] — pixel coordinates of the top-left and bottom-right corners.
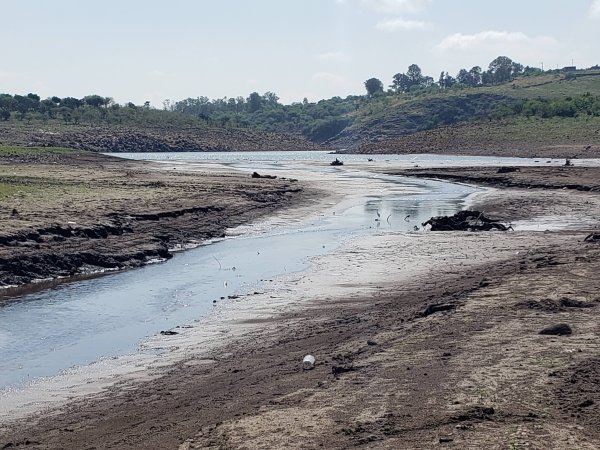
[0, 150, 314, 289]
[2, 164, 600, 449]
[347, 119, 600, 158]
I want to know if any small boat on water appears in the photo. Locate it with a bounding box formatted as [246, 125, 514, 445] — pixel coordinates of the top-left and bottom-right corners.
[330, 158, 343, 166]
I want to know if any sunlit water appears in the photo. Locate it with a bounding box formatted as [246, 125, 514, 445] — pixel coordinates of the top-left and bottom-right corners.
[1, 151, 586, 391]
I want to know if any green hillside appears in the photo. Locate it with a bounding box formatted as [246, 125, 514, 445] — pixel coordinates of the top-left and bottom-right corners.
[1, 60, 600, 156]
[329, 71, 600, 150]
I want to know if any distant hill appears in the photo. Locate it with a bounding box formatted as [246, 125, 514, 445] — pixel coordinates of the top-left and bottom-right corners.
[1, 68, 600, 157]
[330, 71, 600, 156]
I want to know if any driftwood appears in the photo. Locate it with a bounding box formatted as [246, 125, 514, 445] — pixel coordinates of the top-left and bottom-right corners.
[422, 210, 512, 232]
[251, 172, 277, 179]
[496, 166, 520, 174]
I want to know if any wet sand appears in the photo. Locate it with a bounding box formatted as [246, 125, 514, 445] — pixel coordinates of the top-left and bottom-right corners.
[2, 163, 600, 449]
[0, 151, 315, 290]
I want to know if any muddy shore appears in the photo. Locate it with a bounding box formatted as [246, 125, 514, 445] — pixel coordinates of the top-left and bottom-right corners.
[0, 150, 314, 290]
[2, 164, 600, 449]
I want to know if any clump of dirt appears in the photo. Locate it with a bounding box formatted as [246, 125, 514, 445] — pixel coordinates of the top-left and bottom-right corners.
[555, 358, 600, 434]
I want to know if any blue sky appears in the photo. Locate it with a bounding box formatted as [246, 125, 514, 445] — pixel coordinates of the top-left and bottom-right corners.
[1, 0, 599, 106]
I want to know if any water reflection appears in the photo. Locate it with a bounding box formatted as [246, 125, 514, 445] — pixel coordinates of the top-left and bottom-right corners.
[0, 167, 477, 389]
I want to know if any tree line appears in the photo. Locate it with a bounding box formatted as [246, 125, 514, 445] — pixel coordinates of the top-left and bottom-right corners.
[1, 55, 598, 144]
[364, 56, 543, 97]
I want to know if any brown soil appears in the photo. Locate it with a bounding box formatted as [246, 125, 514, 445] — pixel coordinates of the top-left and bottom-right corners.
[3, 165, 600, 449]
[386, 166, 600, 192]
[345, 120, 600, 158]
[0, 122, 328, 153]
[0, 150, 315, 289]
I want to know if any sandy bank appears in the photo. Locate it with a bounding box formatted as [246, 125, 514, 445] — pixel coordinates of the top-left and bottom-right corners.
[2, 164, 600, 449]
[0, 150, 316, 291]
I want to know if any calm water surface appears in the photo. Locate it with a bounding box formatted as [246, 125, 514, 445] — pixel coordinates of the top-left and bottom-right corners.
[0, 152, 512, 389]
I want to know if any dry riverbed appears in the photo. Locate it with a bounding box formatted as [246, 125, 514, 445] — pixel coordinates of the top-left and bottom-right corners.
[0, 148, 314, 290]
[2, 158, 600, 449]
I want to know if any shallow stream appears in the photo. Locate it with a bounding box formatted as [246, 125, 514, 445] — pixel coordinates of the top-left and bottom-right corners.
[0, 152, 573, 392]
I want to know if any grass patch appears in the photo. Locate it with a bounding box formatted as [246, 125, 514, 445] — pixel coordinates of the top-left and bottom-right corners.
[0, 182, 43, 199]
[0, 145, 74, 157]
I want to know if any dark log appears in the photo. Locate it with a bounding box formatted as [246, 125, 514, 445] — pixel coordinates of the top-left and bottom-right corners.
[422, 210, 512, 232]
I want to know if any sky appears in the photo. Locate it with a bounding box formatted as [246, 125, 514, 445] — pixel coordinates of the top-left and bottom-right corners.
[1, 0, 599, 106]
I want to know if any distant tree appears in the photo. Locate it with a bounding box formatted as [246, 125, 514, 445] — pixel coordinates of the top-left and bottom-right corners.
[61, 97, 82, 109]
[523, 66, 543, 76]
[0, 94, 13, 112]
[39, 98, 57, 118]
[84, 95, 106, 108]
[488, 56, 522, 83]
[247, 92, 262, 112]
[420, 76, 434, 89]
[12, 95, 34, 118]
[439, 72, 455, 89]
[469, 66, 482, 85]
[407, 64, 424, 86]
[390, 73, 411, 93]
[262, 91, 279, 106]
[456, 69, 470, 86]
[26, 93, 40, 110]
[364, 78, 384, 97]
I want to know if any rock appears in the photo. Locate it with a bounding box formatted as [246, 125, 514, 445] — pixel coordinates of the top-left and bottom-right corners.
[332, 365, 355, 376]
[496, 166, 520, 174]
[421, 303, 456, 317]
[578, 399, 594, 408]
[160, 330, 179, 336]
[367, 340, 378, 346]
[539, 323, 572, 336]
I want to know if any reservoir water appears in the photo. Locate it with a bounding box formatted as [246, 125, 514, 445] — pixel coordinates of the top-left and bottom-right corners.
[0, 152, 573, 392]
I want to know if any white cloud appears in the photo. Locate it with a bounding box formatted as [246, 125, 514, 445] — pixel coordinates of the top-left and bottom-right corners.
[317, 51, 350, 62]
[312, 72, 349, 84]
[433, 30, 562, 74]
[338, 0, 432, 14]
[376, 17, 433, 31]
[436, 31, 557, 52]
[590, 0, 600, 18]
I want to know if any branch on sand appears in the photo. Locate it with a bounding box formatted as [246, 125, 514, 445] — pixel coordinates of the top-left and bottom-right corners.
[422, 210, 513, 232]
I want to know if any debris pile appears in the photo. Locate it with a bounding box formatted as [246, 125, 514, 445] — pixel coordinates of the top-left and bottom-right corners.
[422, 210, 512, 232]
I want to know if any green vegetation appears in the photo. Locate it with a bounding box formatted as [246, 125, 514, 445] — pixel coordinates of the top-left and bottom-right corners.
[1, 56, 600, 149]
[0, 182, 42, 199]
[0, 145, 73, 156]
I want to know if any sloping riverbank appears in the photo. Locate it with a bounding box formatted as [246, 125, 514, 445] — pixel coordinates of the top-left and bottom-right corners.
[0, 149, 315, 290]
[3, 162, 600, 449]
